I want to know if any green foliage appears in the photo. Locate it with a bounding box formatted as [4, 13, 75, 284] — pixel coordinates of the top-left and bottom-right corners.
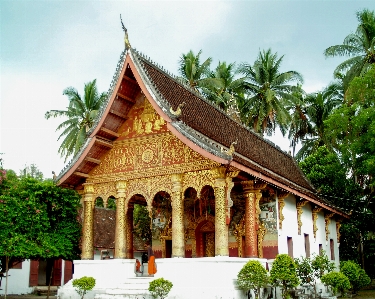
[133, 204, 152, 244]
[106, 197, 116, 210]
[270, 254, 299, 299]
[237, 260, 269, 299]
[321, 271, 351, 296]
[148, 277, 173, 299]
[238, 49, 303, 136]
[72, 276, 96, 299]
[45, 79, 107, 162]
[0, 175, 81, 262]
[340, 260, 371, 293]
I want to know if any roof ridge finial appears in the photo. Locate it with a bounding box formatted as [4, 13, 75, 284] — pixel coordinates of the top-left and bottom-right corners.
[120, 14, 131, 50]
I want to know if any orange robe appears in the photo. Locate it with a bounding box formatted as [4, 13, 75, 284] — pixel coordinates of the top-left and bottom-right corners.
[135, 260, 141, 272]
[148, 256, 157, 275]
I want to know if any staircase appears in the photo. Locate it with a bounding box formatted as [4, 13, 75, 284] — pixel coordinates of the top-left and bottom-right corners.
[96, 277, 154, 299]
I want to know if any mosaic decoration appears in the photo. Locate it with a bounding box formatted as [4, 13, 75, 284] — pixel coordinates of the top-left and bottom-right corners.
[259, 201, 277, 234]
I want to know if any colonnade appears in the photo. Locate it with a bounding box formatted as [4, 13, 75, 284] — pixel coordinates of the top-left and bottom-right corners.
[80, 167, 266, 260]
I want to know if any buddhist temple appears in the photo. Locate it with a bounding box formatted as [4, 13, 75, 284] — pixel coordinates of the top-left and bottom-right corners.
[56, 46, 348, 299]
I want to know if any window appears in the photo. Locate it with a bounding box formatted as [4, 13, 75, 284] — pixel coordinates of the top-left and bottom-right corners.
[330, 239, 335, 260]
[287, 237, 293, 258]
[319, 244, 323, 255]
[304, 234, 310, 257]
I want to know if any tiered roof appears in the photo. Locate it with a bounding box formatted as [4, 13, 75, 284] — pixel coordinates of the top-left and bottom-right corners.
[57, 48, 347, 217]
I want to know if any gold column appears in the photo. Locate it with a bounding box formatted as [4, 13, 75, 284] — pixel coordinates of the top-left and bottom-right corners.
[114, 181, 127, 259]
[171, 174, 185, 258]
[126, 204, 134, 259]
[81, 183, 95, 260]
[241, 180, 267, 258]
[213, 167, 228, 256]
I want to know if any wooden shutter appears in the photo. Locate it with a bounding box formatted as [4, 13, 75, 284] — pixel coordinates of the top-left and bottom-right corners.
[29, 260, 39, 286]
[52, 259, 62, 286]
[64, 260, 73, 284]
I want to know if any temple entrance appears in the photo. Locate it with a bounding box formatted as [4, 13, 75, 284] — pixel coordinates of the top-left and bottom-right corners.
[195, 217, 215, 257]
[203, 232, 215, 257]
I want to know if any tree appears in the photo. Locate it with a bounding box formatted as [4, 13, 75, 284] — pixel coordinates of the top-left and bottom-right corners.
[148, 277, 173, 299]
[238, 49, 303, 136]
[19, 163, 44, 180]
[295, 251, 335, 296]
[340, 260, 371, 294]
[295, 83, 342, 161]
[178, 50, 221, 93]
[72, 276, 96, 299]
[237, 260, 269, 299]
[270, 254, 299, 299]
[324, 9, 375, 90]
[0, 174, 81, 297]
[204, 61, 245, 113]
[45, 79, 107, 162]
[321, 271, 351, 296]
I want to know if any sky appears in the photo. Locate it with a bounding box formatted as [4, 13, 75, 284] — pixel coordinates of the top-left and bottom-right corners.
[1, 0, 374, 179]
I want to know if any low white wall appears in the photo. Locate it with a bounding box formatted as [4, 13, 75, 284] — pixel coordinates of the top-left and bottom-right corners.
[0, 260, 34, 295]
[58, 257, 267, 299]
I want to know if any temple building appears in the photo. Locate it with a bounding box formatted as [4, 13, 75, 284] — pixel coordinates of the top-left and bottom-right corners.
[54, 47, 348, 299]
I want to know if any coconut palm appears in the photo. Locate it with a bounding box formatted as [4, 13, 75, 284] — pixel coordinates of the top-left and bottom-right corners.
[178, 50, 221, 93]
[238, 49, 303, 136]
[45, 79, 106, 162]
[324, 9, 375, 90]
[295, 83, 343, 161]
[204, 61, 245, 112]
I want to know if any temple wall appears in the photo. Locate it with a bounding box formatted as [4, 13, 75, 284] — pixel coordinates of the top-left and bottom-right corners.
[0, 260, 33, 295]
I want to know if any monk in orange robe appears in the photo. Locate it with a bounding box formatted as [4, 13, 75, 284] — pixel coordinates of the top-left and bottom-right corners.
[135, 259, 141, 273]
[147, 244, 157, 276]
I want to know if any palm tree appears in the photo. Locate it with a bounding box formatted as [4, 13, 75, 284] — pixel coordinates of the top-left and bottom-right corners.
[295, 83, 343, 161]
[238, 49, 303, 136]
[204, 61, 245, 112]
[45, 79, 106, 162]
[178, 50, 221, 93]
[324, 9, 375, 90]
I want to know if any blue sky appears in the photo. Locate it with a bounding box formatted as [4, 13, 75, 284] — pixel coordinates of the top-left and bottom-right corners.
[1, 0, 374, 178]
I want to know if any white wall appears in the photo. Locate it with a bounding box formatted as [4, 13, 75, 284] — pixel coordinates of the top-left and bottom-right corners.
[278, 194, 340, 268]
[0, 260, 33, 295]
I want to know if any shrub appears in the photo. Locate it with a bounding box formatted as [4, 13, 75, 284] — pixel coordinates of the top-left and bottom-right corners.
[72, 276, 96, 299]
[321, 272, 350, 296]
[237, 260, 269, 299]
[340, 260, 371, 293]
[270, 254, 299, 299]
[148, 277, 173, 299]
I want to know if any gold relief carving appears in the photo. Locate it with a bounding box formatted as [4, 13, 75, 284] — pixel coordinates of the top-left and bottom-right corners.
[183, 170, 216, 194]
[233, 216, 245, 257]
[312, 207, 323, 239]
[277, 192, 289, 230]
[336, 221, 341, 243]
[89, 132, 219, 182]
[297, 200, 309, 235]
[255, 192, 263, 224]
[257, 221, 267, 258]
[83, 183, 94, 196]
[205, 233, 215, 257]
[214, 172, 228, 256]
[325, 212, 335, 241]
[171, 173, 185, 257]
[94, 182, 117, 200]
[142, 149, 154, 163]
[114, 196, 127, 258]
[81, 198, 94, 259]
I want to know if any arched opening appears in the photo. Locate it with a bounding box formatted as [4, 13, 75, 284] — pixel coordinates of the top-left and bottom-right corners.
[195, 185, 215, 257]
[107, 196, 116, 210]
[184, 187, 198, 257]
[152, 191, 172, 258]
[129, 194, 150, 260]
[95, 197, 104, 208]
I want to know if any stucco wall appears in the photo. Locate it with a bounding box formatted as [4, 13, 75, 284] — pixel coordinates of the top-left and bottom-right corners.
[277, 194, 340, 268]
[0, 260, 33, 295]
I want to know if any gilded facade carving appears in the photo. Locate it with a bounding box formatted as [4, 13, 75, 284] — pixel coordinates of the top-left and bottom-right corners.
[277, 192, 289, 229]
[297, 200, 309, 235]
[312, 207, 323, 239]
[257, 222, 267, 258]
[82, 185, 95, 259]
[171, 174, 185, 257]
[336, 221, 341, 243]
[233, 216, 245, 257]
[325, 213, 335, 241]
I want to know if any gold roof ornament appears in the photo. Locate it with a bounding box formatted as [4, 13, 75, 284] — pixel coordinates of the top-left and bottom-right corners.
[170, 102, 185, 117]
[221, 140, 237, 157]
[120, 14, 131, 50]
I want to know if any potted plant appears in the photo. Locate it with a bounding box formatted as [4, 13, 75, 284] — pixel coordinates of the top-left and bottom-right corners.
[237, 260, 269, 299]
[72, 276, 96, 299]
[148, 277, 173, 299]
